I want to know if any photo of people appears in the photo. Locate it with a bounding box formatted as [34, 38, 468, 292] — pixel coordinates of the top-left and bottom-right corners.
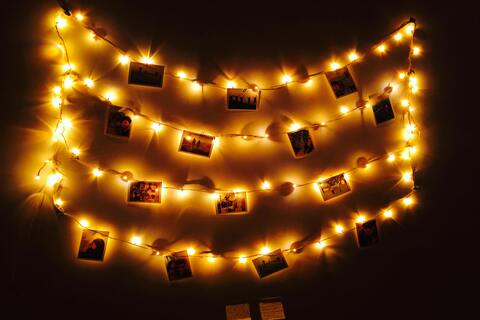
[215, 192, 248, 215]
[178, 131, 214, 158]
[325, 66, 357, 98]
[164, 250, 193, 281]
[355, 218, 380, 248]
[372, 97, 395, 126]
[225, 303, 251, 320]
[77, 230, 109, 262]
[105, 105, 132, 139]
[319, 173, 351, 201]
[287, 128, 315, 158]
[128, 61, 165, 88]
[252, 249, 288, 278]
[226, 88, 261, 110]
[128, 181, 162, 203]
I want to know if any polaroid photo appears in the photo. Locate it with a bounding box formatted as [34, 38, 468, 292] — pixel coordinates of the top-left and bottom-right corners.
[325, 66, 357, 99]
[104, 105, 132, 139]
[225, 303, 252, 320]
[319, 173, 351, 201]
[77, 230, 109, 262]
[226, 88, 261, 111]
[356, 218, 380, 248]
[178, 131, 215, 158]
[215, 192, 248, 215]
[259, 298, 286, 320]
[164, 250, 193, 281]
[128, 61, 165, 88]
[287, 128, 315, 158]
[127, 181, 162, 204]
[372, 97, 395, 126]
[252, 249, 288, 278]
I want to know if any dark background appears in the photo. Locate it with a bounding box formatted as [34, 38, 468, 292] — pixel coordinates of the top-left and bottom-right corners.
[0, 0, 475, 319]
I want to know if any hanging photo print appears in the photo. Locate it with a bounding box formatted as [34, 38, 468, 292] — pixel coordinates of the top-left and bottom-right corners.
[319, 173, 351, 201]
[104, 105, 132, 139]
[287, 128, 315, 158]
[372, 97, 395, 126]
[178, 130, 215, 158]
[355, 218, 380, 247]
[164, 250, 193, 281]
[127, 181, 162, 204]
[128, 61, 165, 88]
[252, 249, 288, 278]
[77, 230, 109, 262]
[215, 192, 248, 215]
[325, 66, 357, 99]
[225, 303, 252, 320]
[226, 88, 261, 111]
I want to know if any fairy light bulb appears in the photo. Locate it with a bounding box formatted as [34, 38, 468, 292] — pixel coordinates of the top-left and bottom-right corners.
[120, 174, 129, 182]
[192, 81, 202, 91]
[239, 256, 247, 264]
[356, 215, 366, 223]
[177, 71, 186, 79]
[401, 99, 410, 107]
[53, 86, 62, 94]
[403, 197, 414, 206]
[335, 224, 344, 234]
[152, 123, 162, 133]
[412, 46, 422, 56]
[79, 219, 89, 228]
[405, 24, 415, 35]
[104, 91, 116, 102]
[261, 181, 271, 190]
[226, 81, 236, 88]
[315, 241, 326, 249]
[92, 168, 103, 177]
[208, 256, 216, 263]
[290, 123, 301, 131]
[131, 236, 142, 246]
[47, 172, 63, 187]
[330, 61, 341, 70]
[398, 72, 406, 80]
[187, 248, 196, 256]
[54, 198, 64, 206]
[62, 64, 74, 72]
[141, 56, 154, 64]
[387, 154, 396, 162]
[348, 52, 359, 62]
[376, 44, 387, 54]
[118, 55, 130, 65]
[383, 209, 393, 218]
[393, 32, 403, 42]
[282, 74, 292, 84]
[260, 247, 271, 255]
[56, 16, 67, 28]
[70, 147, 80, 157]
[340, 106, 349, 114]
[63, 76, 74, 89]
[51, 97, 62, 108]
[402, 172, 413, 182]
[83, 78, 94, 88]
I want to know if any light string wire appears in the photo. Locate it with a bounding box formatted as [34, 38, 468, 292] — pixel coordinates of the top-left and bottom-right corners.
[39, 11, 423, 263]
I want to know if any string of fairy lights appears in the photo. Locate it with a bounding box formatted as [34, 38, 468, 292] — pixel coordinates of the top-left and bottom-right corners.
[33, 5, 424, 269]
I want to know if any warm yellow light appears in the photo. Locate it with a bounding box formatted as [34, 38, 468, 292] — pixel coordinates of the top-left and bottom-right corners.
[408, 106, 415, 112]
[56, 16, 67, 28]
[401, 99, 410, 107]
[261, 181, 272, 190]
[63, 76, 74, 89]
[226, 81, 236, 89]
[398, 72, 406, 80]
[51, 97, 62, 108]
[330, 61, 341, 70]
[53, 86, 62, 94]
[376, 44, 387, 54]
[92, 168, 103, 177]
[239, 256, 247, 264]
[131, 236, 142, 246]
[152, 123, 162, 133]
[282, 74, 292, 84]
[340, 106, 349, 114]
[192, 81, 202, 91]
[315, 241, 326, 249]
[70, 147, 81, 157]
[409, 146, 417, 154]
[387, 154, 396, 162]
[61, 119, 73, 129]
[141, 56, 154, 64]
[79, 219, 89, 228]
[47, 172, 63, 187]
[335, 224, 344, 234]
[411, 86, 419, 94]
[304, 78, 313, 86]
[75, 13, 85, 21]
[260, 247, 271, 255]
[34, 175, 40, 181]
[356, 215, 366, 223]
[104, 91, 116, 102]
[405, 24, 415, 35]
[383, 209, 393, 218]
[289, 123, 301, 131]
[348, 52, 359, 62]
[54, 198, 64, 206]
[403, 197, 414, 206]
[402, 149, 411, 160]
[62, 64, 74, 72]
[402, 172, 413, 182]
[412, 46, 422, 56]
[121, 175, 129, 182]
[83, 78, 94, 88]
[187, 247, 196, 256]
[118, 55, 130, 65]
[409, 76, 418, 87]
[393, 32, 403, 42]
[208, 256, 216, 263]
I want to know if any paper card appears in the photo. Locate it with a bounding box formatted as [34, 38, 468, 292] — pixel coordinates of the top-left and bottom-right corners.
[127, 181, 161, 203]
[227, 88, 261, 111]
[104, 105, 132, 139]
[216, 192, 248, 215]
[287, 129, 315, 158]
[77, 230, 109, 262]
[252, 249, 288, 278]
[164, 250, 193, 281]
[178, 130, 215, 158]
[325, 66, 357, 99]
[372, 97, 395, 126]
[128, 61, 165, 88]
[319, 173, 351, 201]
[225, 303, 252, 320]
[355, 218, 380, 247]
[259, 298, 286, 320]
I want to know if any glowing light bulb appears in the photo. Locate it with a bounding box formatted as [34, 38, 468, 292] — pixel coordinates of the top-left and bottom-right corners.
[402, 149, 411, 160]
[51, 97, 62, 108]
[120, 175, 129, 182]
[177, 71, 186, 79]
[152, 123, 162, 133]
[376, 44, 387, 54]
[56, 16, 67, 28]
[412, 46, 422, 56]
[47, 172, 63, 187]
[53, 86, 62, 94]
[261, 181, 271, 190]
[63, 76, 74, 89]
[289, 123, 301, 131]
[118, 55, 130, 65]
[304, 78, 313, 86]
[92, 168, 103, 177]
[131, 236, 142, 246]
[348, 52, 359, 62]
[34, 175, 40, 181]
[187, 247, 196, 256]
[208, 256, 216, 263]
[239, 256, 247, 264]
[83, 78, 94, 88]
[330, 61, 341, 70]
[104, 91, 116, 102]
[54, 198, 64, 206]
[282, 74, 292, 84]
[62, 64, 74, 72]
[405, 24, 415, 35]
[393, 32, 403, 42]
[260, 247, 271, 255]
[403, 197, 413, 206]
[141, 56, 154, 64]
[387, 154, 396, 162]
[61, 119, 72, 129]
[226, 81, 236, 89]
[70, 147, 80, 157]
[402, 172, 413, 182]
[315, 241, 326, 249]
[384, 209, 393, 218]
[356, 215, 366, 223]
[210, 192, 219, 200]
[79, 219, 89, 228]
[398, 72, 406, 80]
[335, 224, 344, 234]
[75, 13, 85, 21]
[401, 99, 410, 107]
[192, 81, 202, 91]
[340, 106, 349, 114]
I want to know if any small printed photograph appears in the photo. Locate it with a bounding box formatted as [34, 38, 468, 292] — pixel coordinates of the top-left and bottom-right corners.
[105, 105, 132, 139]
[215, 192, 248, 215]
[287, 129, 315, 158]
[259, 297, 286, 320]
[77, 230, 109, 262]
[356, 218, 380, 248]
[178, 131, 215, 158]
[319, 173, 351, 201]
[252, 249, 288, 278]
[128, 61, 165, 88]
[128, 181, 162, 203]
[225, 303, 252, 320]
[164, 250, 193, 281]
[372, 97, 395, 126]
[226, 88, 261, 111]
[325, 67, 358, 98]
